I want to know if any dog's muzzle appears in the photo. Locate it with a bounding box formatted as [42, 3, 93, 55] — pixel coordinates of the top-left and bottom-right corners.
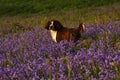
[49, 26, 55, 30]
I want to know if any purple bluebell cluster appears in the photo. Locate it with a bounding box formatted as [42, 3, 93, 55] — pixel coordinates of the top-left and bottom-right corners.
[0, 21, 120, 80]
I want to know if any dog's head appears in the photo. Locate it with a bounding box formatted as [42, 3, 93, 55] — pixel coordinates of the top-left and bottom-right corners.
[45, 20, 63, 31]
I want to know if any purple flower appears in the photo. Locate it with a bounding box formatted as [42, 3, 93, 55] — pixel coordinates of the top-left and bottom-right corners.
[0, 22, 120, 79]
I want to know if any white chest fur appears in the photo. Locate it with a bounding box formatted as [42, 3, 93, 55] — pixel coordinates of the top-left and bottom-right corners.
[50, 30, 57, 42]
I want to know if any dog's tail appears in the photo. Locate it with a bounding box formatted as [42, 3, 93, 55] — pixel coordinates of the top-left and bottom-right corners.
[79, 23, 85, 34]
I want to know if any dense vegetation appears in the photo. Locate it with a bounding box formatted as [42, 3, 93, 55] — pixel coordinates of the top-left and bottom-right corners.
[0, 0, 120, 16]
[0, 0, 120, 79]
[0, 21, 120, 79]
[0, 0, 120, 35]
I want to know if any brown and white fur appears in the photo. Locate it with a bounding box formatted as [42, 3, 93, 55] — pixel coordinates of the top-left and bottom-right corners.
[45, 19, 85, 43]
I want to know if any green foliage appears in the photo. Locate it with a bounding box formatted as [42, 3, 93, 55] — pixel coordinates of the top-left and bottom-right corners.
[0, 0, 120, 16]
[0, 0, 120, 35]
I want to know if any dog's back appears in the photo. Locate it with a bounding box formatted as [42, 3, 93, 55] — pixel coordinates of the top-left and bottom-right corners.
[56, 27, 71, 42]
[69, 23, 85, 42]
[56, 24, 85, 42]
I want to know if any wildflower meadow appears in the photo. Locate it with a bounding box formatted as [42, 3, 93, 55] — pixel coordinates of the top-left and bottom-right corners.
[0, 0, 120, 80]
[0, 21, 120, 80]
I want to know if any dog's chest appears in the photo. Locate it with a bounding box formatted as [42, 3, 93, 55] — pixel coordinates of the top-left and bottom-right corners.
[50, 30, 57, 42]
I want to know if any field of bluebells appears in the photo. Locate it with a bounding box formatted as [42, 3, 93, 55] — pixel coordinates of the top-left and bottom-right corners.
[0, 21, 120, 80]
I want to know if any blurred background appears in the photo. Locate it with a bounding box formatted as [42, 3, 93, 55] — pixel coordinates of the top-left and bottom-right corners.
[0, 0, 120, 35]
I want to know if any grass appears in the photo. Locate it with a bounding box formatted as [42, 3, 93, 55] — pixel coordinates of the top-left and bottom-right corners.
[0, 0, 120, 16]
[0, 0, 120, 36]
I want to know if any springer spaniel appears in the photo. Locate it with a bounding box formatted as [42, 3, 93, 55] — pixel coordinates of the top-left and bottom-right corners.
[45, 20, 85, 42]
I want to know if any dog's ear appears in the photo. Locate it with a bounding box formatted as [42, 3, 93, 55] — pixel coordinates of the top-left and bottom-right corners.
[45, 20, 51, 30]
[79, 23, 85, 33]
[54, 20, 63, 31]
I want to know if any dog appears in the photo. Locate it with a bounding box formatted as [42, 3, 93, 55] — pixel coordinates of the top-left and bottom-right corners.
[45, 19, 85, 43]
